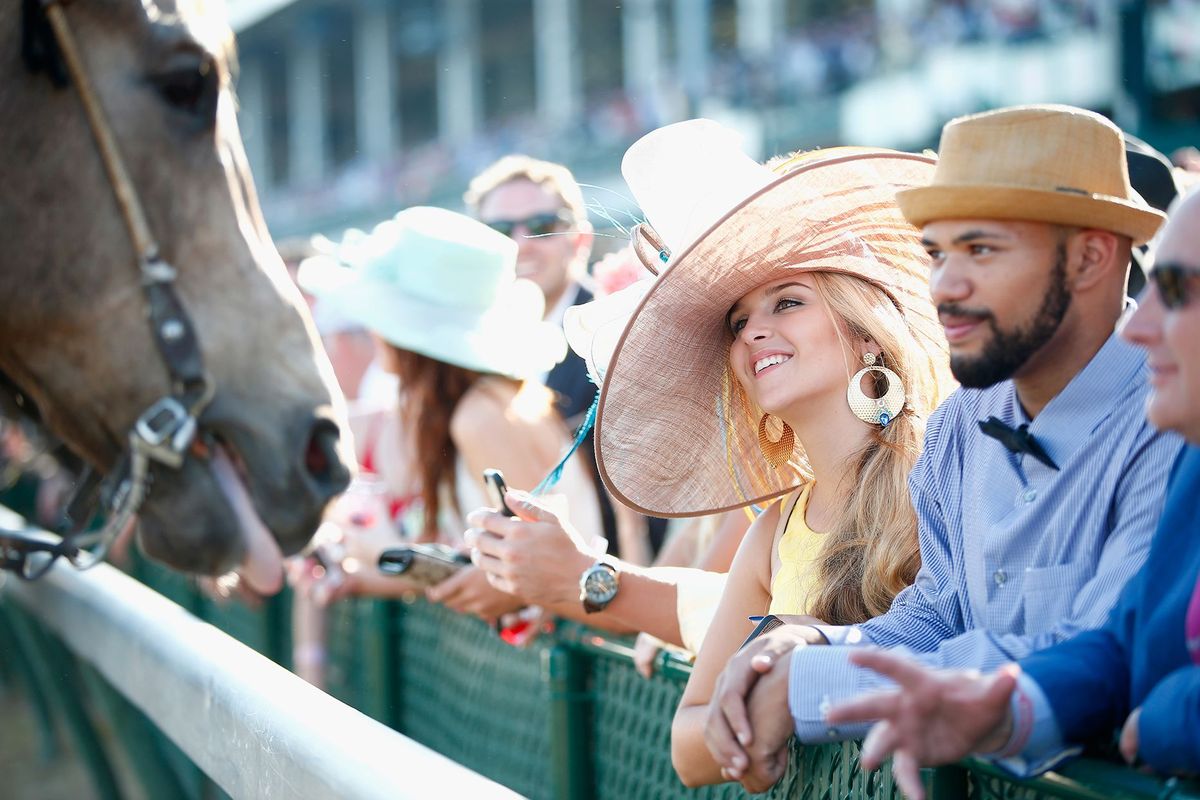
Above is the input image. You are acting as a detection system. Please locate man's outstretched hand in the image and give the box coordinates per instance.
[825,649,1019,800]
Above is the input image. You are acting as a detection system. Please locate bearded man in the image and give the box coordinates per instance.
[705,105,1186,792]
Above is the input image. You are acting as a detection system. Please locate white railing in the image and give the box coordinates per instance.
[3,551,521,799]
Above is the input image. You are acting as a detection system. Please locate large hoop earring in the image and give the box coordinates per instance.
[757,413,794,469]
[847,353,905,426]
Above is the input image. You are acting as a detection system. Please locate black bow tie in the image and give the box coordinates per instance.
[977,417,1059,471]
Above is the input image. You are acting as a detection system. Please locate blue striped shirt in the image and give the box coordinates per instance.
[788,329,1185,741]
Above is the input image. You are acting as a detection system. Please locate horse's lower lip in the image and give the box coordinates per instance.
[209,443,283,595]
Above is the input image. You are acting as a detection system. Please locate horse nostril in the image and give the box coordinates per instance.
[303,419,349,500]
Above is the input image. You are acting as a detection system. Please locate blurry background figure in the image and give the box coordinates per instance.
[1126,134,1184,296]
[301,254,398,409]
[1173,145,1200,173]
[287,206,602,687]
[592,245,655,298]
[466,155,661,565]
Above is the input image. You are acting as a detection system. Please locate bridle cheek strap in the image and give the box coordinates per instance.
[8,1,216,570]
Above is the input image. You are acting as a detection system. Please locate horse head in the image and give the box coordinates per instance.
[0,0,354,591]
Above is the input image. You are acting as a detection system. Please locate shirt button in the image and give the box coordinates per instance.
[994,569,1007,586]
[827,728,840,739]
[1022,488,1037,503]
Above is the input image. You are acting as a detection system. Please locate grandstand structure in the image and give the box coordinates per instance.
[226,0,1198,238]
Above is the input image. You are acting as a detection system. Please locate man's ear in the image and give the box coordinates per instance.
[1070,229,1126,292]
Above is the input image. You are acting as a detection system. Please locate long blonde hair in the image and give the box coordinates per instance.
[764,271,946,623]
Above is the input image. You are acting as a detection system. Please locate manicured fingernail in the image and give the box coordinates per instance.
[738,732,750,746]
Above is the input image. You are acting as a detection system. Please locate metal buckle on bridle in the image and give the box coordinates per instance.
[133,397,198,471]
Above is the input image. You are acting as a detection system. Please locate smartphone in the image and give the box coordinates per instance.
[483,468,516,516]
[378,543,470,589]
[739,614,786,650]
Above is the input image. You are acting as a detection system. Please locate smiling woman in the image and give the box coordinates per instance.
[517,120,951,788]
[0,0,353,588]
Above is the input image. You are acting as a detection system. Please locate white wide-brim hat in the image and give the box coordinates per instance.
[570,121,950,517]
[300,206,566,380]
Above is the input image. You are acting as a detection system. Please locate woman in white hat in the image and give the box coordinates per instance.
[291,206,602,649]
[467,121,953,786]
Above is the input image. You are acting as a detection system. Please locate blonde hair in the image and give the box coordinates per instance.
[464,155,588,223]
[745,271,947,623]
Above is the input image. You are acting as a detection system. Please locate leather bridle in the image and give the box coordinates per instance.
[4,0,215,576]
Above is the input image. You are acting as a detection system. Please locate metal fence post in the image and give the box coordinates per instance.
[924,764,968,799]
[546,643,591,800]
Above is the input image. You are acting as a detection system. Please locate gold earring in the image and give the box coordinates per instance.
[757,413,794,469]
[847,352,905,426]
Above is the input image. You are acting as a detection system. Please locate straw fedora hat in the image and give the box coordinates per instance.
[896,104,1165,245]
[299,206,566,380]
[583,120,949,518]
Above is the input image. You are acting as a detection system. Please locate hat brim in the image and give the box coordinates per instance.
[595,151,948,518]
[312,277,566,380]
[896,185,1165,245]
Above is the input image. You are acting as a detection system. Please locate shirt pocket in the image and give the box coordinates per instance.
[1021,560,1094,636]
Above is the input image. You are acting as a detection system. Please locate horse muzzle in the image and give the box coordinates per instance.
[135,410,352,592]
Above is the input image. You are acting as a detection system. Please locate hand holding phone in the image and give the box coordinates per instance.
[483,468,516,517]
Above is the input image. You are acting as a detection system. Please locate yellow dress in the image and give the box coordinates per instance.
[768,483,824,615]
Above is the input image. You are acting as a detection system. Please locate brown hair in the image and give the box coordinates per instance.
[385,346,515,542]
[464,155,588,223]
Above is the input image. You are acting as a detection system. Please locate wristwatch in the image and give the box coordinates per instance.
[579,560,620,613]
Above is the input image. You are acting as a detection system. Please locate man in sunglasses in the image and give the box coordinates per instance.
[464,156,664,561]
[707,105,1186,792]
[822,186,1200,796]
[465,155,596,425]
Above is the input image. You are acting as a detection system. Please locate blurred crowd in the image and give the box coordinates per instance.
[265,0,1118,240]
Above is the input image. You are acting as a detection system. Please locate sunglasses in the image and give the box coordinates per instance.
[485,210,573,239]
[1149,261,1200,310]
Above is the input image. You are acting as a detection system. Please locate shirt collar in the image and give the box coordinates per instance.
[545,282,582,327]
[993,321,1147,468]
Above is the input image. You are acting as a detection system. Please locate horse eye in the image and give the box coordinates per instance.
[152,59,218,125]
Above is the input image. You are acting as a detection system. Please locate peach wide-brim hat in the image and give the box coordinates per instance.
[896,104,1165,245]
[587,120,948,518]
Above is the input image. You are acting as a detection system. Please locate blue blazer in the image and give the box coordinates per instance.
[1021,444,1200,773]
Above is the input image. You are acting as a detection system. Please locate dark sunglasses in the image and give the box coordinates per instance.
[485,210,573,239]
[1149,261,1200,310]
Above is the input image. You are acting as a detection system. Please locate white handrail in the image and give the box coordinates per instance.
[3,557,522,800]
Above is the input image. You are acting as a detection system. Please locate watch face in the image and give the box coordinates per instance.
[584,566,618,602]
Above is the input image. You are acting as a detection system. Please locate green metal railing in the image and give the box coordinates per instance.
[8,551,1200,800]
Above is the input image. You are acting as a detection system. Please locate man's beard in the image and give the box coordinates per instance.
[945,244,1072,389]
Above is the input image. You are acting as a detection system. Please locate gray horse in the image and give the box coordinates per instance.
[0,0,354,591]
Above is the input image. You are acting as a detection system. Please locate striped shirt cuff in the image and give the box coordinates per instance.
[811,624,873,647]
[787,645,880,742]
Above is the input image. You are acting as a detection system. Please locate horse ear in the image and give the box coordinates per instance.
[21,0,70,88]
